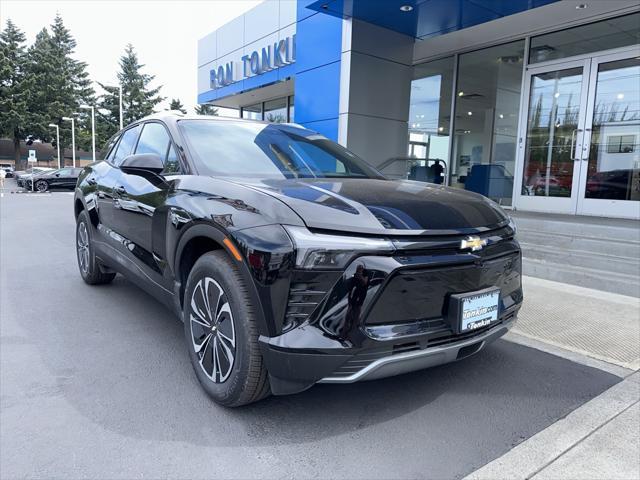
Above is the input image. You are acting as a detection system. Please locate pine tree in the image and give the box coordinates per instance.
[25,15,96,165]
[195,104,218,116]
[168,98,187,114]
[0,19,32,170]
[118,44,164,124]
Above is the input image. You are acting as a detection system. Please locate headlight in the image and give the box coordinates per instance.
[283,226,394,269]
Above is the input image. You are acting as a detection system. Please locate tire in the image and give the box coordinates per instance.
[35,180,48,192]
[76,210,116,285]
[183,251,270,407]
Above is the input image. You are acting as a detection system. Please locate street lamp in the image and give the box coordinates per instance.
[103,84,123,130]
[79,104,96,162]
[61,116,76,168]
[48,123,60,169]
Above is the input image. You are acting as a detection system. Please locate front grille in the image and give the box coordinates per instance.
[283,282,326,331]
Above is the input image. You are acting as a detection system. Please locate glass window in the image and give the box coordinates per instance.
[136,122,170,159]
[264,98,287,123]
[585,57,640,201]
[407,56,454,184]
[288,95,295,122]
[530,13,640,64]
[521,67,584,198]
[451,40,525,205]
[165,145,180,174]
[112,125,141,166]
[102,133,121,161]
[241,103,262,121]
[178,120,383,180]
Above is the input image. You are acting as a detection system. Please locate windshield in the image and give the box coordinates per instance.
[178,120,384,180]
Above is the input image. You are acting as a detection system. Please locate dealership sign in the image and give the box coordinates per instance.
[210,35,296,89]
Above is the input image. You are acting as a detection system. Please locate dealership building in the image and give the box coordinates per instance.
[198,0,639,219]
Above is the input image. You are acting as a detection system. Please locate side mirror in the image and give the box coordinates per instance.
[120,153,164,175]
[55,173,60,177]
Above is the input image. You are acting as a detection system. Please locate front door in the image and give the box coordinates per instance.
[516,48,640,219]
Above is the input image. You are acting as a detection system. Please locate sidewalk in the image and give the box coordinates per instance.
[514,276,640,370]
[468,276,640,479]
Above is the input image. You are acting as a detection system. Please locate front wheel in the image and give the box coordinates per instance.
[76,210,116,285]
[35,180,48,192]
[183,251,270,407]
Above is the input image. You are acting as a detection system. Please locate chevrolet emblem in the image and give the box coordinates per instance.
[460,236,487,252]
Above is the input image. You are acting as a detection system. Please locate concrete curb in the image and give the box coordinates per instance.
[464,372,640,480]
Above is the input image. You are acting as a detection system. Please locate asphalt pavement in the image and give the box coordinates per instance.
[0,183,625,479]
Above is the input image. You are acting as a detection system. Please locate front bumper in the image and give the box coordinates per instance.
[259,238,522,395]
[320,317,514,383]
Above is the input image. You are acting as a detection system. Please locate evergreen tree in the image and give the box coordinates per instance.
[195,103,218,116]
[0,19,32,170]
[25,15,95,165]
[168,98,187,114]
[118,43,163,124]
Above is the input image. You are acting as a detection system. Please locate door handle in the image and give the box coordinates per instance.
[114,185,126,195]
[571,128,583,161]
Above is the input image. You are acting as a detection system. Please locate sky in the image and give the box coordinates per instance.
[1,0,263,113]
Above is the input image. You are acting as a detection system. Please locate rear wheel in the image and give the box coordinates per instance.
[183,251,270,407]
[76,210,116,285]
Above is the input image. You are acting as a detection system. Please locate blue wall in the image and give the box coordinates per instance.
[293,0,343,140]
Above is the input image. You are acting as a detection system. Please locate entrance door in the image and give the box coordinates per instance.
[516,48,640,219]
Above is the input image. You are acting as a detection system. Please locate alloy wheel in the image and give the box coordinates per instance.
[189,277,236,383]
[77,222,90,274]
[36,181,48,192]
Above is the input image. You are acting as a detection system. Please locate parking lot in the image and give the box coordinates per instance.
[0,182,624,479]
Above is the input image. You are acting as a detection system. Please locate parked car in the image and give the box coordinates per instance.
[25,167,83,192]
[0,164,14,178]
[74,113,522,407]
[15,167,54,187]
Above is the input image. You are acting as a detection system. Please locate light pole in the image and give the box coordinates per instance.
[62,116,76,167]
[103,84,123,130]
[79,105,96,162]
[48,123,60,169]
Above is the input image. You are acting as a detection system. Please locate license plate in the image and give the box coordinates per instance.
[459,288,500,332]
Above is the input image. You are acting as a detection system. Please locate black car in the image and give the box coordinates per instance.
[74,113,522,407]
[25,167,83,191]
[15,167,54,187]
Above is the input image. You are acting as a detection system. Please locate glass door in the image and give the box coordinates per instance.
[516,48,640,219]
[577,51,640,219]
[516,59,591,214]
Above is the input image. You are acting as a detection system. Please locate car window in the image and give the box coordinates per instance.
[103,133,121,162]
[178,120,383,179]
[112,125,141,166]
[136,122,170,158]
[72,168,83,176]
[165,145,180,174]
[57,168,73,176]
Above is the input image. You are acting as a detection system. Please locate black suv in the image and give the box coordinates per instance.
[74,113,522,407]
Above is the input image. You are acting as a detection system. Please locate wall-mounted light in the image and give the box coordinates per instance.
[458,91,464,97]
[467,111,473,116]
[400,5,414,12]
[576,4,588,10]
[617,93,625,99]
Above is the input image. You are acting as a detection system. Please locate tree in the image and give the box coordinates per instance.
[118,43,164,125]
[24,15,95,166]
[168,98,187,114]
[0,19,31,170]
[195,103,218,116]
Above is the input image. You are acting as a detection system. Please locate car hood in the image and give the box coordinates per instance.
[233,177,509,235]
